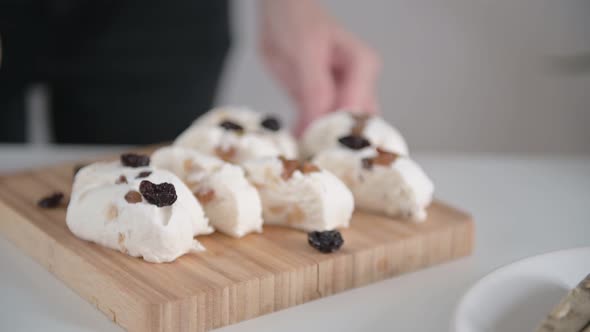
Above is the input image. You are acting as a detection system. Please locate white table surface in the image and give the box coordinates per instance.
[1,144,589,332]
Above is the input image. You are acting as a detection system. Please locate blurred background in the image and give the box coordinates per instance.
[16,0,590,154]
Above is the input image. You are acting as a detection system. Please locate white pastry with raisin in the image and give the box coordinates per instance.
[67,157,212,263]
[300,110,408,159]
[174,106,297,163]
[152,146,263,238]
[313,146,434,221]
[242,156,354,232]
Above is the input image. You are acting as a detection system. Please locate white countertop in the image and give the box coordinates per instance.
[1,145,589,332]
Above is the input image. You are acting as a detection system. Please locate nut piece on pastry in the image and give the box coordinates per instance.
[242,156,354,232]
[313,146,434,222]
[300,110,409,159]
[152,146,263,238]
[67,160,212,263]
[173,106,298,164]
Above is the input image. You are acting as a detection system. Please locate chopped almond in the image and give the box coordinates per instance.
[195,188,216,205]
[118,233,128,254]
[300,162,320,174]
[350,112,371,136]
[269,205,286,214]
[124,190,143,203]
[279,156,300,180]
[183,159,194,172]
[215,145,237,162]
[372,148,398,166]
[106,204,118,221]
[361,158,373,170]
[286,205,305,225]
[115,175,128,184]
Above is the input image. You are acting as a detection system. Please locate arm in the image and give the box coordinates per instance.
[258,0,381,135]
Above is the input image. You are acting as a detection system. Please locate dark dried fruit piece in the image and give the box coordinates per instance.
[308,230,344,253]
[338,135,371,150]
[261,116,281,131]
[116,175,128,184]
[195,188,216,204]
[124,190,142,204]
[38,192,64,208]
[215,145,237,162]
[136,171,152,179]
[121,153,150,168]
[219,120,244,133]
[139,180,177,207]
[279,156,300,180]
[300,162,320,174]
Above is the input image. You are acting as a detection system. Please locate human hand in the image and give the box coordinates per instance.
[258,0,381,135]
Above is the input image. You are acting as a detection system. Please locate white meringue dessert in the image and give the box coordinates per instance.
[300,110,409,159]
[313,146,434,222]
[242,156,354,232]
[174,106,297,164]
[67,159,213,263]
[152,146,263,238]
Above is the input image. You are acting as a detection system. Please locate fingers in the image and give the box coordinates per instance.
[333,35,381,114]
[263,43,336,136]
[293,46,335,124]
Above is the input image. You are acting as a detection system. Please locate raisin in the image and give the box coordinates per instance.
[121,153,150,168]
[219,120,244,133]
[38,192,64,208]
[139,180,177,207]
[338,135,371,150]
[195,188,216,204]
[115,175,128,184]
[261,116,281,131]
[124,190,143,204]
[308,230,344,253]
[136,171,152,179]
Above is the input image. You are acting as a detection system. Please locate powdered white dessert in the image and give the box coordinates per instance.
[313,146,434,221]
[300,110,409,159]
[152,146,263,237]
[174,106,297,164]
[67,160,212,263]
[242,157,354,232]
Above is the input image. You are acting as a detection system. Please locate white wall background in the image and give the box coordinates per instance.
[219,0,590,154]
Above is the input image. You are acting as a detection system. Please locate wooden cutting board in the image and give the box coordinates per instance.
[0,154,474,332]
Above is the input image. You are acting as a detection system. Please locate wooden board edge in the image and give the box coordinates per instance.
[0,199,152,331]
[142,214,475,332]
[0,189,475,332]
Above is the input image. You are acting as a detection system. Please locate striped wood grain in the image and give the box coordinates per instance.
[0,158,474,331]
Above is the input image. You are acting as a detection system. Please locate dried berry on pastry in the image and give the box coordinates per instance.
[152,146,263,238]
[174,106,298,164]
[242,156,354,232]
[313,146,434,221]
[67,161,212,263]
[300,110,408,159]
